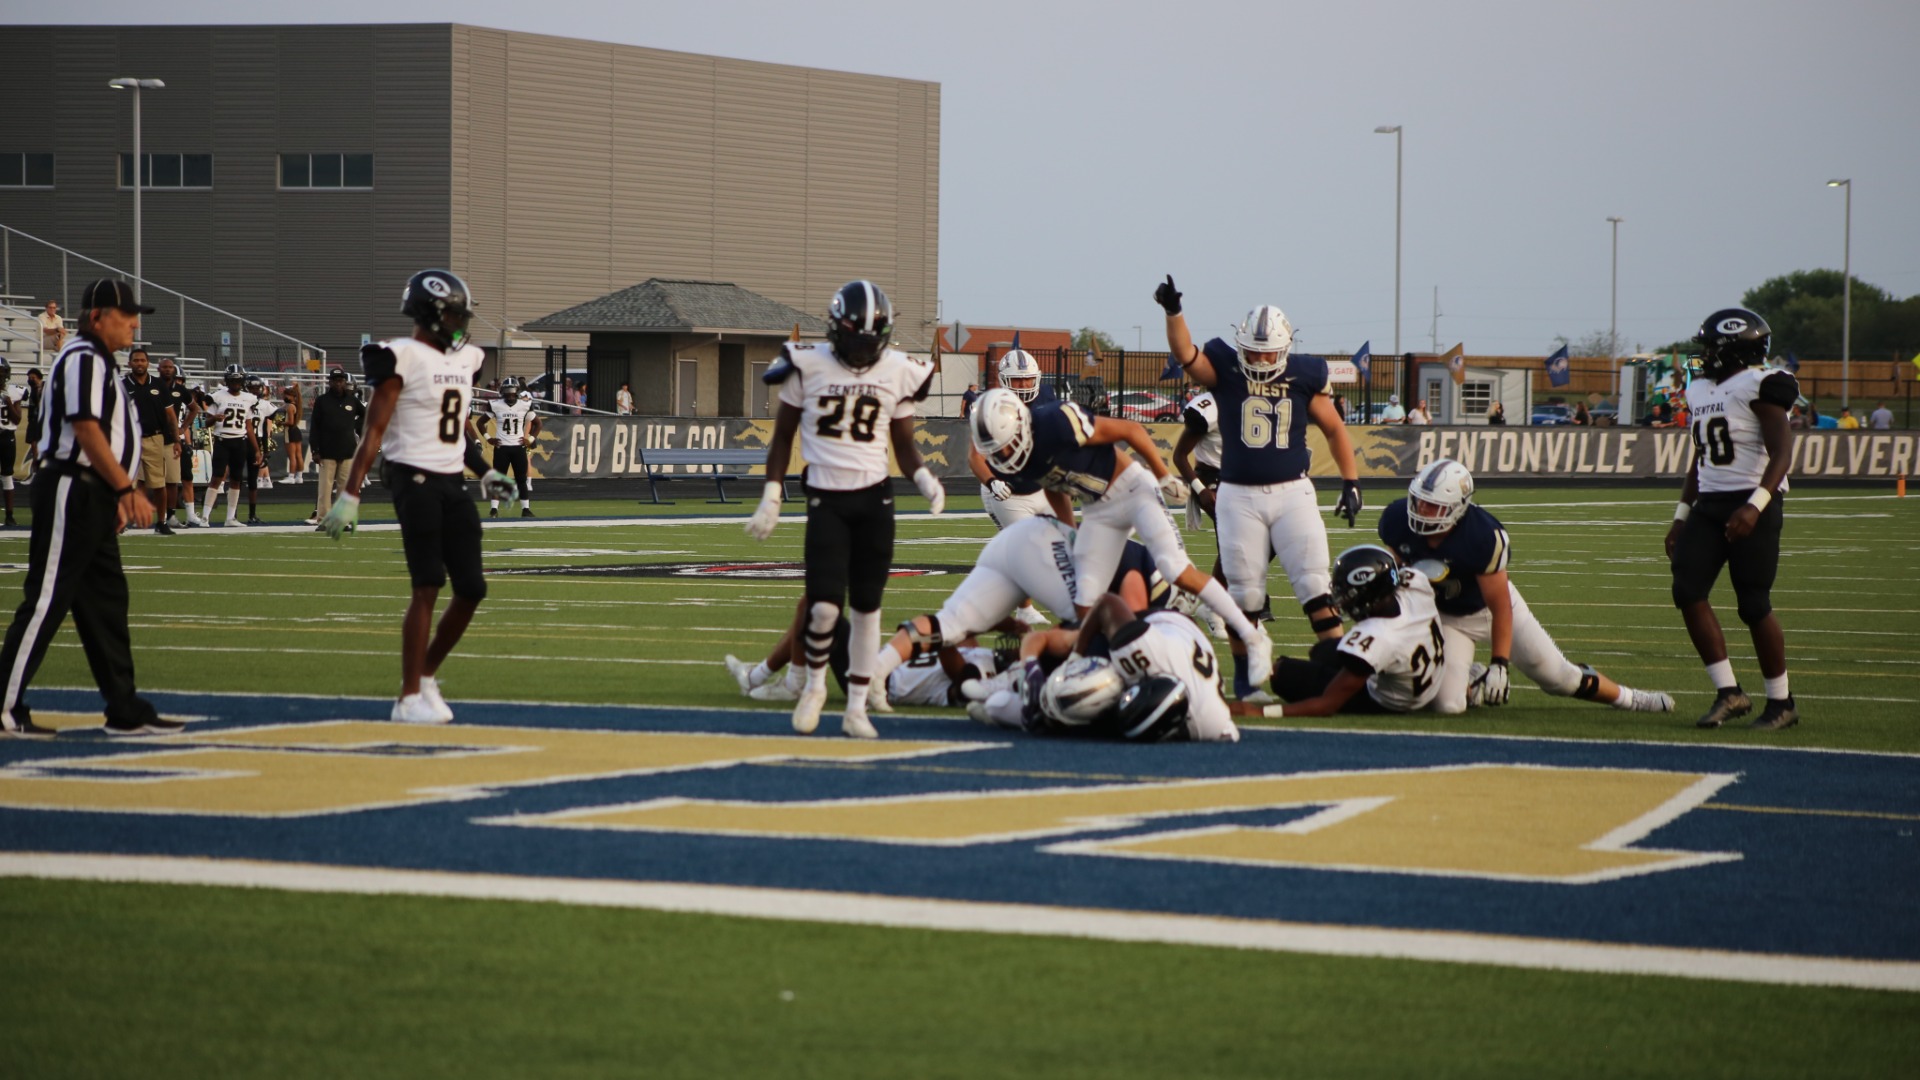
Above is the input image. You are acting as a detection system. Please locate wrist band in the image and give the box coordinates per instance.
[1673,501,1691,522]
[760,480,783,503]
[1190,479,1206,494]
[1746,488,1772,512]
[116,485,135,497]
[1261,704,1286,719]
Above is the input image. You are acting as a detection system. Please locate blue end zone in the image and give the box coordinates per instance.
[5,688,1917,965]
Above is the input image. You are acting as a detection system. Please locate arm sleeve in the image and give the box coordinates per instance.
[361,343,399,387]
[1758,371,1799,410]
[463,433,490,476]
[1181,406,1210,438]
[777,354,807,408]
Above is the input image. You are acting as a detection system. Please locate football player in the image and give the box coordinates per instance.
[321,269,516,724]
[0,359,20,527]
[971,386,1273,687]
[484,377,540,517]
[745,279,943,739]
[1380,459,1674,715]
[967,347,1068,529]
[1156,275,1364,698]
[1171,388,1233,641]
[245,374,278,520]
[1668,308,1800,730]
[970,591,1238,742]
[199,364,259,527]
[1259,545,1463,717]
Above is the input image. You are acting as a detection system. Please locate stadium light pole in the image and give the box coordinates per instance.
[1375,126,1402,357]
[109,77,166,290]
[1827,179,1851,407]
[1606,216,1624,362]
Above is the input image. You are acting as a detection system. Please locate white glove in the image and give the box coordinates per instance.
[321,492,360,541]
[913,466,945,515]
[1478,658,1511,706]
[987,479,1012,501]
[744,481,782,540]
[1157,472,1189,506]
[480,469,518,504]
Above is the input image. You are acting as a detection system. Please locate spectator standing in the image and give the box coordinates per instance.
[1487,401,1507,426]
[122,348,179,535]
[37,300,65,356]
[960,383,981,418]
[1836,407,1860,430]
[1572,402,1591,426]
[616,382,635,415]
[307,366,366,529]
[0,279,174,738]
[1406,399,1432,425]
[1869,401,1894,430]
[281,383,307,482]
[1379,394,1405,423]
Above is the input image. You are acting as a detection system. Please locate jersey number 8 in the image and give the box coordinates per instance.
[438,389,464,444]
[1240,398,1294,450]
[818,394,882,442]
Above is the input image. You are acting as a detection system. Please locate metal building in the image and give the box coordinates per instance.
[0,23,940,411]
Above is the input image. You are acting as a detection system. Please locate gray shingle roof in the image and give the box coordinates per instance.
[523,279,827,335]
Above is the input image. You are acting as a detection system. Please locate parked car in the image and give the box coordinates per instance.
[1530,403,1572,426]
[1108,390,1182,422]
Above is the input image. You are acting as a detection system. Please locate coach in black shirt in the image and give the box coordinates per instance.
[0,279,175,738]
[308,366,365,524]
[124,347,179,535]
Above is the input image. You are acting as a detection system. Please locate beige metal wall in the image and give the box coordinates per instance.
[449,26,940,351]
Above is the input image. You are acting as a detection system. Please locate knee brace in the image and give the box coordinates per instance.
[1735,591,1773,627]
[1228,583,1267,615]
[1573,664,1602,700]
[898,614,943,659]
[806,600,840,666]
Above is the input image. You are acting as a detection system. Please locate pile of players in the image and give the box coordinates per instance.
[727,276,1806,740]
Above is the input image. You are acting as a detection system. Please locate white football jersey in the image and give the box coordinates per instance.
[376,337,485,473]
[888,645,996,707]
[1183,392,1223,470]
[933,514,1082,642]
[776,342,935,491]
[207,389,258,440]
[0,386,17,433]
[1107,610,1238,742]
[487,397,536,447]
[252,397,282,437]
[1337,571,1447,713]
[1686,367,1797,494]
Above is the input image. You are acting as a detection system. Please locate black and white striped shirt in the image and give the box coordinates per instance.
[38,336,141,474]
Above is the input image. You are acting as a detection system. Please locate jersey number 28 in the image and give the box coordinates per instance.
[818,394,881,442]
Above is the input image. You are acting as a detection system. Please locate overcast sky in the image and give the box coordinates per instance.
[20,0,1919,357]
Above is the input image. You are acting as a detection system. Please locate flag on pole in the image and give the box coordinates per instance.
[1781,351,1801,374]
[1443,343,1466,385]
[1352,341,1371,381]
[1084,332,1102,367]
[1159,352,1185,381]
[1545,344,1571,388]
[930,318,942,372]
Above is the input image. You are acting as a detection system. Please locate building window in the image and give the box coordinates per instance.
[1460,380,1492,417]
[0,153,55,187]
[279,153,374,190]
[118,153,213,189]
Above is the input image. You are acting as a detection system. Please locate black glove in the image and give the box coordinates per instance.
[1154,275,1183,316]
[1335,480,1363,526]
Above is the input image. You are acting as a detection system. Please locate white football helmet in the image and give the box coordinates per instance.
[970,387,1033,475]
[1039,656,1127,726]
[997,349,1042,402]
[1408,458,1474,535]
[1233,305,1294,384]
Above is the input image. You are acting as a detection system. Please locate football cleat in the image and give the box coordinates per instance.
[748,681,799,702]
[522,508,535,518]
[1243,631,1274,688]
[841,705,877,740]
[1012,605,1051,627]
[1750,697,1799,731]
[1695,688,1753,729]
[867,678,893,714]
[724,654,760,696]
[1626,690,1675,713]
[419,676,456,723]
[1241,689,1278,706]
[489,506,499,518]
[791,683,827,735]
[391,693,449,725]
[962,667,1020,702]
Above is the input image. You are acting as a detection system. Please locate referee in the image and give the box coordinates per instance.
[0,279,177,738]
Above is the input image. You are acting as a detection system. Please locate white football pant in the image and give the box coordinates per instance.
[1431,582,1584,712]
[1215,478,1330,613]
[981,485,1053,530]
[933,516,1080,642]
[1071,463,1192,605]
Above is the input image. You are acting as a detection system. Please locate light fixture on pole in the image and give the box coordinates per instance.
[1130,325,1142,352]
[1375,126,1403,358]
[108,77,166,290]
[1827,179,1851,407]
[1606,216,1624,361]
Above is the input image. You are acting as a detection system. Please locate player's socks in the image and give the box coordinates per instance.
[1763,673,1790,701]
[1232,657,1253,700]
[1196,580,1258,641]
[749,661,774,689]
[226,490,241,521]
[1705,659,1738,691]
[201,488,219,523]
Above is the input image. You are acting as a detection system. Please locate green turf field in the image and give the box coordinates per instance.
[4,484,1917,1077]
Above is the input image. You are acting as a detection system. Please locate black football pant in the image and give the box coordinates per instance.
[803,481,895,613]
[1670,489,1784,624]
[0,466,143,725]
[1272,638,1392,714]
[493,445,531,499]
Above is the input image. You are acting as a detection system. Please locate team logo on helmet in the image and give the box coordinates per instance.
[1345,566,1379,587]
[422,275,453,298]
[1717,317,1748,335]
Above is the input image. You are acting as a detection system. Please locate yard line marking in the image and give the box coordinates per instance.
[1703,803,1920,823]
[4,854,1914,992]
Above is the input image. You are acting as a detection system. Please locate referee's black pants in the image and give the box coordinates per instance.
[0,465,141,724]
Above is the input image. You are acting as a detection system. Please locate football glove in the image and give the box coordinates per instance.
[1157,472,1189,506]
[1477,657,1511,706]
[321,492,359,541]
[913,466,946,515]
[1154,274,1183,316]
[744,481,782,540]
[987,478,1012,502]
[1335,479,1363,527]
[479,469,518,504]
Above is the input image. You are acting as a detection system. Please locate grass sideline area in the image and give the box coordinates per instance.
[3,484,1916,1076]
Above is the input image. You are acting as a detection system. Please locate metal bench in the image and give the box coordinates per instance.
[640,448,794,505]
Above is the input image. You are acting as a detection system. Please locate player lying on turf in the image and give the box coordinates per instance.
[970,386,1274,687]
[1379,459,1673,714]
[969,591,1239,742]
[724,601,1003,708]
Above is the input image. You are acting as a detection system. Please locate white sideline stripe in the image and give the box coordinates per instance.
[5,853,1915,992]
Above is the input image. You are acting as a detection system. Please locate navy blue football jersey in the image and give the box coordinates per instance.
[1000,383,1054,495]
[1110,540,1173,611]
[1002,400,1118,502]
[1377,498,1511,617]
[1201,338,1328,485]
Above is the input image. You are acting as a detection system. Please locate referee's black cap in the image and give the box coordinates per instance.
[80,278,156,315]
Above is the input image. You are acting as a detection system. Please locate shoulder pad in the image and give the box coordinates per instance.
[911,368,935,402]
[1289,354,1330,393]
[361,343,399,386]
[1757,370,1799,410]
[1202,337,1237,368]
[763,347,798,385]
